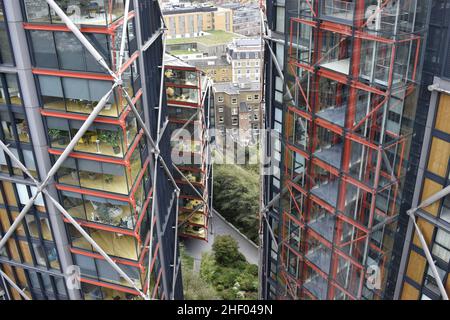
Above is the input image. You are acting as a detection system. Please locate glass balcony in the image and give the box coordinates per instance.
[164,68,199,87]
[69,224,141,261]
[177,169,203,185]
[61,190,144,230]
[167,106,200,122]
[24,0,127,26]
[46,115,138,158]
[56,156,148,196]
[38,75,139,118]
[319,0,421,36]
[178,211,206,226]
[359,40,412,87]
[166,86,199,105]
[74,254,145,293]
[307,205,336,243]
[171,139,202,155]
[310,179,340,208]
[320,0,355,23]
[180,224,207,240]
[81,283,143,300]
[1,117,30,144]
[305,238,332,274]
[302,267,328,300]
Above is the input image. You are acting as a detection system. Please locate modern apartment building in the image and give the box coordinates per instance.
[396,76,450,300]
[165,55,213,241]
[0,0,182,300]
[162,4,233,39]
[219,3,262,37]
[261,0,430,300]
[395,0,450,300]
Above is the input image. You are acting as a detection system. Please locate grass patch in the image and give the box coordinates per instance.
[167,30,243,46]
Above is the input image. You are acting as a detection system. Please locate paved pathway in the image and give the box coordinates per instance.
[183,209,259,267]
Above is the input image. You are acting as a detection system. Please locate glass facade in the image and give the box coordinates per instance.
[165,61,212,241]
[0,0,13,65]
[263,0,430,300]
[0,0,176,300]
[0,1,67,299]
[24,0,127,26]
[400,88,450,300]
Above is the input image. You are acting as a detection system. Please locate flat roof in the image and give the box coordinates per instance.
[214,82,260,95]
[167,30,243,46]
[164,54,194,69]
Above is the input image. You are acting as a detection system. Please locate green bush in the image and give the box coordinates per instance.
[213,164,259,243]
[212,235,246,268]
[199,237,258,300]
[180,245,220,300]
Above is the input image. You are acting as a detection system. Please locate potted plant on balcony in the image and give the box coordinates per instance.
[98,130,121,155]
[94,204,115,225]
[48,129,68,146]
[79,0,98,18]
[56,0,71,13]
[104,174,114,184]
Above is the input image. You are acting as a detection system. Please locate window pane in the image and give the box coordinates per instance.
[0,20,13,65]
[441,195,450,223]
[7,74,21,105]
[24,0,51,23]
[30,31,58,68]
[432,229,450,263]
[39,75,65,111]
[55,32,85,71]
[85,33,109,73]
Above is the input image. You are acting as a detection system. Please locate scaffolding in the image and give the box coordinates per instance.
[261,0,429,300]
[0,0,181,300]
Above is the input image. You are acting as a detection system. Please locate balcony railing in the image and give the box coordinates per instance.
[321,0,355,22]
[24,0,127,26]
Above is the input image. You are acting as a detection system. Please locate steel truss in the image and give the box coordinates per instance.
[261,0,427,300]
[0,0,183,300]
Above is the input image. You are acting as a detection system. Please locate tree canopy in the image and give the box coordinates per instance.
[213,164,260,243]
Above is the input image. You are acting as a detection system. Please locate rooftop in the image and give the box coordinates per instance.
[229,38,262,49]
[167,30,243,46]
[164,54,194,69]
[214,82,260,95]
[162,3,218,15]
[187,56,230,68]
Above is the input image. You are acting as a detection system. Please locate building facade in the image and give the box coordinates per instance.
[213,82,261,141]
[227,38,263,84]
[162,4,233,39]
[164,55,213,242]
[395,0,450,300]
[219,3,262,37]
[0,0,182,300]
[262,0,430,300]
[180,57,232,84]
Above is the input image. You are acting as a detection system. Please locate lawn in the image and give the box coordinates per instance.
[167,30,243,46]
